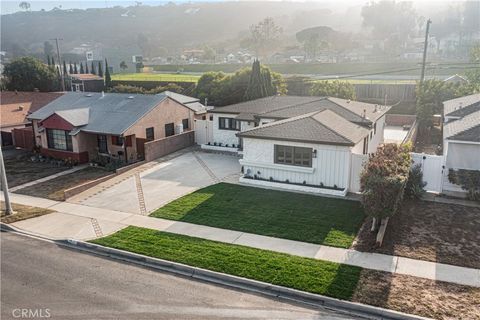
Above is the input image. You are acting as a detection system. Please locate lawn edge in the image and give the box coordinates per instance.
[59,236,429,320]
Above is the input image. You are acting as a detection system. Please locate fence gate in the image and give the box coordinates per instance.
[350,153,368,193]
[194,119,213,145]
[411,153,444,193]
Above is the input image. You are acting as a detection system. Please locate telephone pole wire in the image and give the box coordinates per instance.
[420,19,432,85]
[50,38,66,92]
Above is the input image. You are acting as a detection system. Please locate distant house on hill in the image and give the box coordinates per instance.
[69,74,104,92]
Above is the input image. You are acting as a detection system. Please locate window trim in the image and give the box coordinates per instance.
[97,134,108,154]
[218,117,240,131]
[146,127,155,141]
[274,145,312,168]
[46,129,73,151]
[164,123,174,137]
[182,118,189,130]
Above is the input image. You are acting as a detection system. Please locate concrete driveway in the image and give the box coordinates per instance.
[72,151,241,214]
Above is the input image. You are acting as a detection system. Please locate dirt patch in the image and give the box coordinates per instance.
[353,200,480,269]
[4,154,71,188]
[353,269,480,320]
[16,167,112,201]
[1,202,54,224]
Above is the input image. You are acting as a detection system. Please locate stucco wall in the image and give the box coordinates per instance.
[240,137,351,189]
[124,97,194,140]
[212,113,240,146]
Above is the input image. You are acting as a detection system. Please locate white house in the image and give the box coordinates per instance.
[442,93,480,194]
[205,96,390,195]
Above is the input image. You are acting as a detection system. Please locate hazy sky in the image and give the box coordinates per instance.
[0,0,465,15]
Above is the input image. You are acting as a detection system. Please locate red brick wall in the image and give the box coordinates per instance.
[40,148,89,164]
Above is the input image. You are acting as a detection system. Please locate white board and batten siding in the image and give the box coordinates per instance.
[239,137,351,190]
[349,153,368,193]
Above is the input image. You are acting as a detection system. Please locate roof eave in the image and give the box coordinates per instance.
[237,134,354,146]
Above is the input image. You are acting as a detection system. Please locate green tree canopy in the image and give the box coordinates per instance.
[104,59,112,88]
[3,56,58,92]
[310,80,355,100]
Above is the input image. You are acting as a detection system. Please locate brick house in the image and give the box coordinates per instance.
[27,92,195,164]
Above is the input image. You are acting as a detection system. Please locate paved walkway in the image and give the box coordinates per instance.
[3,193,479,288]
[9,164,88,192]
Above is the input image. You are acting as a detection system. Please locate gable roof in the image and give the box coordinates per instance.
[444,109,480,142]
[443,93,480,117]
[213,96,390,126]
[0,91,64,128]
[238,109,369,146]
[28,92,168,135]
[54,108,90,127]
[162,91,199,104]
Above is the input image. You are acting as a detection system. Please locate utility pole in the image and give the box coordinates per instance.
[50,38,66,91]
[420,19,432,85]
[0,145,13,215]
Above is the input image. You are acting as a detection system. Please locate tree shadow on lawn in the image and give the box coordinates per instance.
[152,183,366,248]
[353,199,480,269]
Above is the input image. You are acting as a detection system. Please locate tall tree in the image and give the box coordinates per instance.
[97,61,103,77]
[85,62,89,74]
[80,62,84,74]
[47,55,51,66]
[244,60,274,100]
[248,17,282,60]
[69,62,74,74]
[3,57,58,92]
[296,26,335,60]
[50,57,55,69]
[62,60,68,75]
[90,61,96,75]
[19,1,30,11]
[119,61,128,72]
[44,41,54,61]
[73,63,78,74]
[104,59,112,88]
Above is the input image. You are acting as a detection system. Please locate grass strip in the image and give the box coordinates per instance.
[91,226,362,300]
[151,183,365,248]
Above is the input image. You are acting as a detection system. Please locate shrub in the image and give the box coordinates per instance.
[448,169,480,201]
[360,143,412,219]
[405,164,427,199]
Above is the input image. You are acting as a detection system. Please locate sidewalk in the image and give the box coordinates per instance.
[3,193,479,288]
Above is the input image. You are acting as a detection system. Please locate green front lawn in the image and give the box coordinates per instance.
[111,73,200,83]
[150,183,365,248]
[92,226,361,300]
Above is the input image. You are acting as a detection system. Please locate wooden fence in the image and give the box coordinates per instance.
[12,127,34,150]
[355,84,417,103]
[144,131,195,162]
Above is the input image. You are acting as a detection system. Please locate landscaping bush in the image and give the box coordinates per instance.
[360,143,412,220]
[405,164,427,199]
[448,169,480,201]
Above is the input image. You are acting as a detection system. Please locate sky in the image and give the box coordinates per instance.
[0,0,465,15]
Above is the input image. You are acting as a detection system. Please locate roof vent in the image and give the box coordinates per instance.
[128,96,134,99]
[374,104,378,112]
[85,93,92,97]
[18,105,24,111]
[347,99,351,103]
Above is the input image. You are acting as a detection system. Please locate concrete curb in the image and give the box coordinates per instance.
[54,238,431,320]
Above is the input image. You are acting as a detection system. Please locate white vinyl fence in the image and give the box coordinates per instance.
[410,153,444,193]
[194,119,213,145]
[349,153,368,193]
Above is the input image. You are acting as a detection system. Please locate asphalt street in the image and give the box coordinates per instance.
[1,232,360,320]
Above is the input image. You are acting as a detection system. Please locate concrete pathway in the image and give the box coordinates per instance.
[3,193,479,288]
[9,164,88,192]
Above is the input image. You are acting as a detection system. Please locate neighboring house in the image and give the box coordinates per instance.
[69,74,105,92]
[206,96,390,196]
[443,74,468,84]
[27,92,195,164]
[0,91,64,147]
[443,93,480,174]
[161,91,212,120]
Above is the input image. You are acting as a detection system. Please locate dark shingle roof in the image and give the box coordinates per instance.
[28,92,167,135]
[211,96,320,114]
[211,96,390,126]
[444,93,480,116]
[238,110,369,146]
[444,109,480,142]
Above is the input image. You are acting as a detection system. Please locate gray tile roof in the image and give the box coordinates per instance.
[28,92,167,135]
[160,91,207,113]
[211,96,390,126]
[444,109,480,142]
[443,93,480,116]
[211,96,321,114]
[238,110,369,146]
